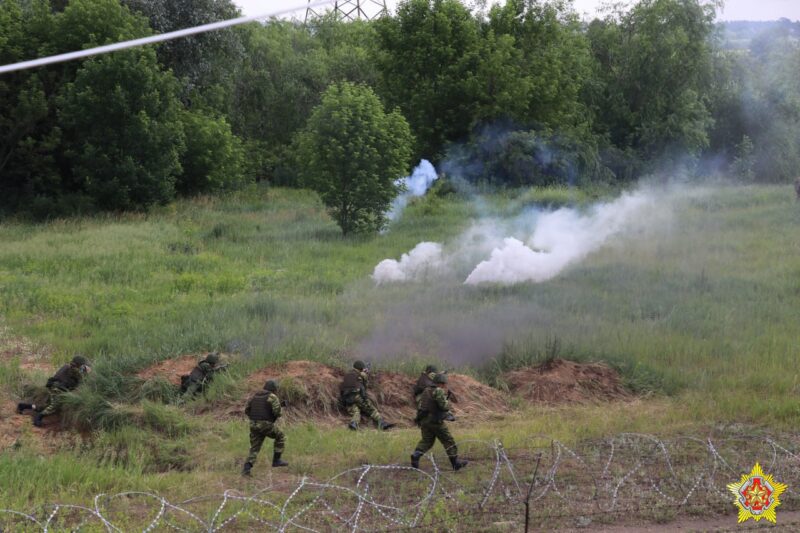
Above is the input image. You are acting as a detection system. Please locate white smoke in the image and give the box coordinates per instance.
[372,242,444,284]
[372,188,660,286]
[387,159,439,221]
[464,191,653,284]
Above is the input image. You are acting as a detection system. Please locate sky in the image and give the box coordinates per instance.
[237,0,800,21]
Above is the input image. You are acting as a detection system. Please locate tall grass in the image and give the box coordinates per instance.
[2,182,800,509]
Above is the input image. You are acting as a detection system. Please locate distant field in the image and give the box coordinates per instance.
[1,182,799,517]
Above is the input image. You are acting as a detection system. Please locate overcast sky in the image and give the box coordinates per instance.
[237,0,800,21]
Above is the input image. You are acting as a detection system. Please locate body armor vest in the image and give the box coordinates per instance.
[248,391,276,422]
[420,387,443,418]
[340,369,362,393]
[413,373,435,397]
[48,364,81,391]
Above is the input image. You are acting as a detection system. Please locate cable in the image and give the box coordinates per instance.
[0,0,334,75]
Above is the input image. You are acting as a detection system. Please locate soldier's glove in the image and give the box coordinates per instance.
[444,412,456,422]
[280,400,287,407]
[446,390,452,399]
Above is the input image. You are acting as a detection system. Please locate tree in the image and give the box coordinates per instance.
[58,48,185,211]
[373,0,483,160]
[293,82,413,235]
[177,110,247,196]
[121,0,245,112]
[587,0,717,171]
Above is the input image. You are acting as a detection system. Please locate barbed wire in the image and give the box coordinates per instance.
[4,433,800,531]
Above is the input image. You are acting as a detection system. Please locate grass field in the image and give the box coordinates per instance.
[1,182,799,518]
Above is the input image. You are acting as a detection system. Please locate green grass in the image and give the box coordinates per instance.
[1,182,800,512]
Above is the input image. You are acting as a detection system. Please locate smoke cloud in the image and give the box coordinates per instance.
[386,159,438,221]
[372,188,658,286]
[372,242,444,284]
[465,191,653,284]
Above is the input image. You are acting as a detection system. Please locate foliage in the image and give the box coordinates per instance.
[373,0,484,160]
[586,0,717,170]
[121,0,245,112]
[177,110,247,196]
[58,49,185,211]
[293,82,414,234]
[230,17,378,182]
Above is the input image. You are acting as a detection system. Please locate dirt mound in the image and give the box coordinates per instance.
[136,353,234,386]
[502,358,630,404]
[137,356,200,386]
[241,361,508,427]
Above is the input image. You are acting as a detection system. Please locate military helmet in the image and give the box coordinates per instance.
[433,373,448,384]
[353,360,366,370]
[264,380,278,392]
[424,365,438,374]
[72,355,89,367]
[205,352,220,365]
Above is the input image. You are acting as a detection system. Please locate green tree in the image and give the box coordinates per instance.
[58,49,185,211]
[0,0,63,215]
[293,82,414,234]
[587,0,717,171]
[488,0,593,129]
[373,0,483,160]
[231,18,378,182]
[122,0,245,112]
[177,110,247,196]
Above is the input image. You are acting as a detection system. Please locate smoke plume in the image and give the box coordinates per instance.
[373,188,658,286]
[386,159,438,221]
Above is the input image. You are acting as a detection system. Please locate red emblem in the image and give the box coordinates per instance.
[739,476,773,515]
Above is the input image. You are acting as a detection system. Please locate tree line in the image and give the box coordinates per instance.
[1,0,799,229]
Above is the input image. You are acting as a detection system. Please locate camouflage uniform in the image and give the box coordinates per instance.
[413,369,437,409]
[340,367,382,428]
[243,381,287,475]
[411,375,467,471]
[19,355,90,427]
[182,353,223,397]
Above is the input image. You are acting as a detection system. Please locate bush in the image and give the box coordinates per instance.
[177,110,248,196]
[293,82,414,234]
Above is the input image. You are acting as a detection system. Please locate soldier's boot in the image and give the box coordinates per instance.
[378,420,396,431]
[348,421,359,431]
[272,452,288,467]
[32,413,44,427]
[411,450,424,469]
[241,462,253,477]
[17,403,33,414]
[449,456,468,471]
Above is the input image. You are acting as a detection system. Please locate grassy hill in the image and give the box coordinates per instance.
[1,182,799,521]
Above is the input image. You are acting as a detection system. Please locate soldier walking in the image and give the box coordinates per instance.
[242,380,287,476]
[411,373,467,471]
[181,352,225,397]
[17,355,91,427]
[339,360,394,431]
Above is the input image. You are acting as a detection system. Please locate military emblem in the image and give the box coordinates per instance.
[727,462,787,524]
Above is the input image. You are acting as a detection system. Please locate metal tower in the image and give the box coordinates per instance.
[306,0,388,23]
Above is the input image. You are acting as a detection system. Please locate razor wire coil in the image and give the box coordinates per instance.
[4,433,800,531]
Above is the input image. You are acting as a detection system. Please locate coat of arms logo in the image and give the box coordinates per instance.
[727,462,787,524]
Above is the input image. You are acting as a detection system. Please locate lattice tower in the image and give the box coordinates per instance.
[306,0,388,23]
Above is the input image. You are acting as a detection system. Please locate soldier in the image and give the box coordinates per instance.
[339,360,394,431]
[413,365,438,408]
[181,352,225,397]
[17,355,91,427]
[411,373,467,471]
[242,380,287,476]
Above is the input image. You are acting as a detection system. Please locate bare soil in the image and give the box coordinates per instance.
[501,358,631,404]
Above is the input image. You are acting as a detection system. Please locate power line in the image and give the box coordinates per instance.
[0,0,334,76]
